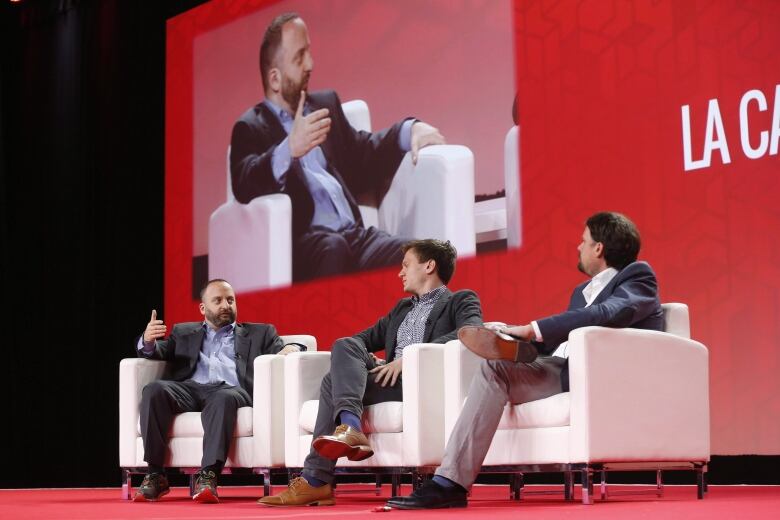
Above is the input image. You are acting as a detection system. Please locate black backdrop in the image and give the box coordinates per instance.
[1,0,778,489]
[0,0,205,488]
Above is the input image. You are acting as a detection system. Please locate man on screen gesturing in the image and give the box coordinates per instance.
[229,12,445,282]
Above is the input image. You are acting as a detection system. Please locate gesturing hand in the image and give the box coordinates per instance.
[410,121,446,164]
[369,357,403,387]
[143,309,167,345]
[289,90,331,158]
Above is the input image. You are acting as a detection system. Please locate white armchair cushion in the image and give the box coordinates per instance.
[497,392,571,430]
[299,400,404,434]
[136,408,254,438]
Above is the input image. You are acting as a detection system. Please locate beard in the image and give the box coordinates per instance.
[577,258,587,275]
[281,72,309,111]
[205,307,236,329]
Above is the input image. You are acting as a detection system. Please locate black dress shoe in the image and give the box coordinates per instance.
[192,469,219,503]
[386,479,467,509]
[458,326,538,363]
[133,472,170,502]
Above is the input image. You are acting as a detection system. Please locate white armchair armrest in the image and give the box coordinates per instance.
[284,351,332,466]
[567,326,710,463]
[379,146,476,257]
[119,358,167,467]
[401,343,448,466]
[443,340,482,443]
[252,355,286,467]
[208,193,292,293]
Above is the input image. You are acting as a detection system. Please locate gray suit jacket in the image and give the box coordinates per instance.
[534,261,664,391]
[352,289,483,362]
[135,322,284,396]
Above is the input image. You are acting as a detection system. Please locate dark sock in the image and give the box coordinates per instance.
[147,465,165,475]
[432,475,459,489]
[339,410,362,431]
[201,463,222,475]
[303,473,328,488]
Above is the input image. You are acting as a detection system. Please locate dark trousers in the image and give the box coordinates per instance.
[139,379,252,472]
[303,338,403,484]
[294,225,409,281]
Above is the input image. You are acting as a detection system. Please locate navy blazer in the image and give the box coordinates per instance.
[135,322,284,397]
[351,289,483,362]
[534,261,664,391]
[229,90,411,240]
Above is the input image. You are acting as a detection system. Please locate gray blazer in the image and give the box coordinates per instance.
[135,322,284,395]
[351,288,483,362]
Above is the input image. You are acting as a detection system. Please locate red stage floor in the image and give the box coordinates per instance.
[1,484,778,520]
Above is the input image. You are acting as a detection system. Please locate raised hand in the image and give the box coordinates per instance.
[289,90,331,158]
[410,121,445,164]
[143,309,167,345]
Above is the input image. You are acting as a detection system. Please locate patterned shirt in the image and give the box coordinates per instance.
[394,285,448,360]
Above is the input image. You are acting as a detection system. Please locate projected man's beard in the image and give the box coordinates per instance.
[281,73,309,111]
[205,308,236,328]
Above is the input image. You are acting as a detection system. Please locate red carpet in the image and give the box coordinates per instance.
[1,484,778,520]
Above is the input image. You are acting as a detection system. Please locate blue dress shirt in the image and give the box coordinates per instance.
[264,98,414,231]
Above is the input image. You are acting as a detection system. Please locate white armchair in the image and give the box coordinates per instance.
[209,100,476,294]
[443,303,710,504]
[284,343,448,495]
[118,334,317,499]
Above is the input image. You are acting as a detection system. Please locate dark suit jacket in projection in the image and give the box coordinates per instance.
[350,288,483,362]
[136,322,284,397]
[533,260,665,391]
[229,89,410,241]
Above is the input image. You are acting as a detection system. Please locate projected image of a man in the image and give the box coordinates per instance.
[229,12,445,282]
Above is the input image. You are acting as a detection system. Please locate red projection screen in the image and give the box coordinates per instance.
[166,0,780,456]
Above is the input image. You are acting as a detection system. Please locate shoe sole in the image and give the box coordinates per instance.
[386,499,467,509]
[193,487,219,504]
[457,326,538,363]
[132,488,169,502]
[312,437,374,461]
[258,498,336,507]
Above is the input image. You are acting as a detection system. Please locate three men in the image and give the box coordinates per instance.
[230,12,446,282]
[258,239,483,507]
[386,212,664,509]
[133,279,301,503]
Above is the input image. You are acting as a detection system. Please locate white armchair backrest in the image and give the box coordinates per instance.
[226,145,235,202]
[341,99,372,132]
[504,125,522,248]
[661,302,690,339]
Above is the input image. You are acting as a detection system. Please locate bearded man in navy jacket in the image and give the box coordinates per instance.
[388,211,665,509]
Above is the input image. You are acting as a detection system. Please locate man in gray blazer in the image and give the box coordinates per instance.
[387,212,664,509]
[133,279,301,503]
[259,239,483,507]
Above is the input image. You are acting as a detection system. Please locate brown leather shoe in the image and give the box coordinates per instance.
[257,476,335,506]
[312,424,373,461]
[458,326,538,363]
